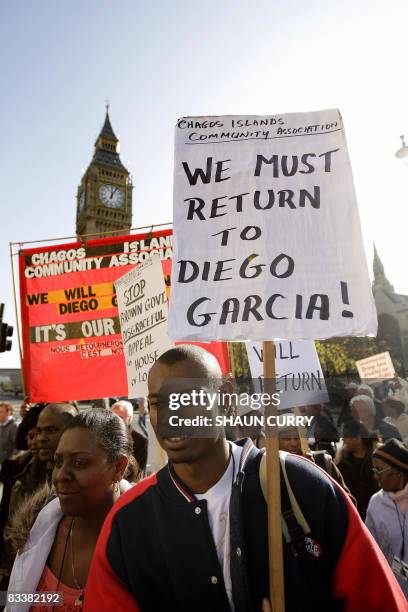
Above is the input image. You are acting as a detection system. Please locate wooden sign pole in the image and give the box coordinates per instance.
[263,341,285,612]
[227,342,236,377]
[294,406,310,456]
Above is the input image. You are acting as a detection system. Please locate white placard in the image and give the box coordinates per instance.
[115,255,173,398]
[356,351,395,382]
[247,340,329,410]
[169,110,377,342]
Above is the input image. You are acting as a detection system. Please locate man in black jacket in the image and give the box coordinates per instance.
[85,345,405,612]
[111,400,148,473]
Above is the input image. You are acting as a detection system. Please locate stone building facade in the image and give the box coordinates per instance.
[373,245,408,374]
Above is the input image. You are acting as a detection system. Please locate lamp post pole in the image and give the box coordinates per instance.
[395,135,408,161]
[394,136,408,375]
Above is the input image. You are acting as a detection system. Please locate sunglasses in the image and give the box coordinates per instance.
[372,466,393,476]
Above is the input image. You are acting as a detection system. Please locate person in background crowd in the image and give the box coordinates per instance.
[136,397,149,437]
[235,407,265,448]
[14,404,41,453]
[357,384,385,420]
[36,403,79,480]
[337,420,380,520]
[0,404,46,527]
[8,404,48,515]
[350,395,402,442]
[366,439,408,598]
[278,425,353,497]
[0,407,40,559]
[111,400,147,474]
[0,404,18,465]
[0,404,47,589]
[85,345,406,611]
[375,380,391,402]
[306,404,339,456]
[337,382,358,428]
[17,403,30,425]
[92,398,111,410]
[6,409,134,612]
[356,384,375,399]
[217,373,242,443]
[388,376,408,409]
[383,398,408,441]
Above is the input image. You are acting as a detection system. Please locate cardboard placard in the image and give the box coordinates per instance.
[169,110,377,342]
[115,255,174,398]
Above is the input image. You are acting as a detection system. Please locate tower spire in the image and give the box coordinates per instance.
[102,109,117,142]
[373,243,394,293]
[373,242,384,278]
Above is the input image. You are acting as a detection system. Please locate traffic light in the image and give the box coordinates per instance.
[0,323,13,352]
[0,303,13,353]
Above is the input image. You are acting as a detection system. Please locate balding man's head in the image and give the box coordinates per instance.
[350,395,376,428]
[44,402,78,418]
[36,403,79,464]
[111,400,134,426]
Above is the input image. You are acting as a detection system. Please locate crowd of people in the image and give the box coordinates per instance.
[0,350,407,610]
[273,379,408,600]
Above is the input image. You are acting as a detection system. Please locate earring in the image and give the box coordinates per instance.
[113,481,120,493]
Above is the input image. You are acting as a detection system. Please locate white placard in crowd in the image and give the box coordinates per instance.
[169,110,377,342]
[356,351,395,382]
[247,340,329,410]
[115,254,173,398]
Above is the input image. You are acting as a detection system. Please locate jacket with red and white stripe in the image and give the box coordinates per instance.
[84,440,407,611]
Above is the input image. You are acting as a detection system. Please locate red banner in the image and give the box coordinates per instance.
[19,230,230,402]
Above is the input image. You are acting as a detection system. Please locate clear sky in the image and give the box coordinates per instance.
[2,0,408,368]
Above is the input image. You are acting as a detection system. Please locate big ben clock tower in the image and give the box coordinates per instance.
[76,106,133,239]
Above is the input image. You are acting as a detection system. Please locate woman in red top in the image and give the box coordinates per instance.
[6,408,136,612]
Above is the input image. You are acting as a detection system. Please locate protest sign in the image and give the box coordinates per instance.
[170,110,378,611]
[18,229,229,402]
[115,254,173,398]
[19,229,172,401]
[169,110,377,342]
[356,351,395,382]
[247,339,329,409]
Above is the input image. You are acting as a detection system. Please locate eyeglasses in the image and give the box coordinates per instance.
[372,466,393,476]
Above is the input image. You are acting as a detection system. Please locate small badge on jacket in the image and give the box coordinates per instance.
[304,537,322,559]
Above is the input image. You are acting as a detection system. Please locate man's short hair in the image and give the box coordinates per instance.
[41,403,79,427]
[112,400,134,419]
[350,394,376,415]
[384,397,405,416]
[155,345,221,373]
[45,402,79,414]
[356,384,374,399]
[151,345,222,391]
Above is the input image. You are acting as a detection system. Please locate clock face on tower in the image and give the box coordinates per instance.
[99,184,125,209]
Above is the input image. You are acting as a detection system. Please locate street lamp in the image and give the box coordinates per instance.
[395,135,408,162]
